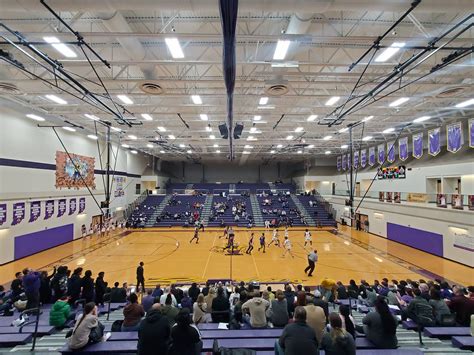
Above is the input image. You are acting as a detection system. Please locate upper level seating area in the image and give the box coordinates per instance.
[155,194,206,226]
[296,195,337,227]
[127,195,164,227]
[208,195,254,227]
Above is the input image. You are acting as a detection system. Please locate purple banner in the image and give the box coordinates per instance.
[387,141,395,163]
[342,154,347,171]
[360,149,367,168]
[0,204,6,225]
[346,154,350,170]
[413,132,423,159]
[428,128,441,156]
[369,147,375,166]
[69,198,77,215]
[58,199,67,217]
[447,122,462,153]
[29,201,41,222]
[399,137,408,161]
[377,144,385,164]
[470,119,474,148]
[79,197,86,213]
[44,200,54,220]
[12,202,25,225]
[353,151,359,168]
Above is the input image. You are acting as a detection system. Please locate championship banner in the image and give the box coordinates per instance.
[69,198,77,215]
[346,154,350,170]
[368,147,375,166]
[360,149,367,168]
[377,144,385,164]
[399,137,408,161]
[342,154,347,171]
[12,202,25,225]
[413,132,423,159]
[79,198,86,213]
[0,204,6,225]
[447,122,462,153]
[470,119,474,148]
[29,201,41,222]
[337,156,341,171]
[55,151,96,190]
[353,151,359,169]
[45,200,55,220]
[387,141,396,163]
[428,128,441,156]
[58,199,67,217]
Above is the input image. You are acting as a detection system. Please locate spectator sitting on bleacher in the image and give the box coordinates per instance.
[152,284,163,299]
[212,287,230,322]
[137,303,170,355]
[110,282,127,303]
[160,287,178,307]
[303,299,326,344]
[204,287,216,313]
[161,294,180,327]
[188,283,200,303]
[447,285,474,326]
[180,290,193,310]
[320,312,356,355]
[193,293,211,324]
[169,308,202,355]
[339,305,356,339]
[122,293,145,331]
[68,302,103,350]
[242,294,270,328]
[141,289,155,313]
[313,290,329,320]
[429,288,452,325]
[336,281,348,300]
[49,295,74,328]
[402,288,434,325]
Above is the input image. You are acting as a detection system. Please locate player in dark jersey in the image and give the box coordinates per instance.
[258,233,266,253]
[246,233,254,254]
[189,227,199,244]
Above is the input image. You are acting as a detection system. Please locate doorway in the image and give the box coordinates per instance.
[355,213,369,232]
[355,182,361,197]
[332,183,336,195]
[436,179,442,194]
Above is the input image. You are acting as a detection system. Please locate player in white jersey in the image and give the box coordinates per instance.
[268,229,280,247]
[304,228,312,246]
[282,236,294,258]
[284,227,289,239]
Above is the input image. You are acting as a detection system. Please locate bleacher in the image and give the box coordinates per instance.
[296,195,337,227]
[127,195,165,227]
[257,193,308,227]
[153,194,206,227]
[207,195,254,227]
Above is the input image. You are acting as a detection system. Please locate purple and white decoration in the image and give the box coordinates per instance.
[428,128,441,156]
[79,198,86,213]
[69,198,77,215]
[12,202,25,225]
[342,154,347,171]
[360,149,367,168]
[0,204,6,225]
[469,119,474,148]
[346,154,350,170]
[413,132,423,159]
[29,201,41,222]
[58,199,67,217]
[447,122,463,153]
[45,200,54,220]
[387,141,396,163]
[353,151,359,168]
[399,137,408,161]
[369,147,375,166]
[377,144,385,164]
[337,156,341,171]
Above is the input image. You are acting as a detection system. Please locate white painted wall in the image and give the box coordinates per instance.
[0,104,149,264]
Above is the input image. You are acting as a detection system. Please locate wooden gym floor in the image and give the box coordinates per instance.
[0,225,472,288]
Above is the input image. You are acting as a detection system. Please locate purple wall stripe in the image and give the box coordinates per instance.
[387,222,444,257]
[14,224,74,260]
[0,158,141,178]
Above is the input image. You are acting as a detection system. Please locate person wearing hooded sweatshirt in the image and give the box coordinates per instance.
[242,295,270,328]
[169,308,202,355]
[320,313,356,355]
[137,303,170,355]
[49,295,73,328]
[22,268,41,309]
[67,268,83,305]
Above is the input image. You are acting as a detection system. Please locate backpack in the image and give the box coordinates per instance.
[111,319,123,332]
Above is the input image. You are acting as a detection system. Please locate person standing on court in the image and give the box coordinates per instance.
[189,227,200,244]
[136,262,145,293]
[304,250,318,277]
[246,233,254,254]
[258,233,266,253]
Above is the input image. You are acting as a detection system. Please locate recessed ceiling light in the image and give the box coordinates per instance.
[271,61,299,68]
[286,135,293,140]
[455,98,474,108]
[389,97,409,107]
[179,144,186,148]
[270,150,276,154]
[307,144,314,149]
[307,115,318,122]
[382,127,395,134]
[216,150,221,153]
[84,114,99,121]
[325,150,331,155]
[244,145,253,149]
[111,126,121,132]
[187,150,192,154]
[213,144,219,148]
[362,136,373,141]
[117,95,133,105]
[277,144,283,148]
[413,115,431,123]
[297,150,302,154]
[157,126,167,132]
[206,126,212,132]
[273,39,291,60]
[362,115,374,122]
[253,115,261,121]
[43,36,77,58]
[323,135,332,140]
[146,143,154,148]
[200,114,208,121]
[168,135,176,140]
[45,94,67,105]
[191,95,202,105]
[242,151,251,155]
[247,136,258,141]
[295,127,304,133]
[160,150,165,154]
[87,134,98,140]
[341,144,348,149]
[325,96,340,106]
[63,126,76,132]
[249,127,258,133]
[141,114,153,121]
[130,150,138,154]
[257,105,275,110]
[259,97,269,105]
[165,38,184,58]
[338,127,349,133]
[121,144,130,148]
[128,134,137,140]
[375,42,405,62]
[209,134,216,139]
[26,114,45,122]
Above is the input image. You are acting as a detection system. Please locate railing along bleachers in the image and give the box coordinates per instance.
[127,195,165,227]
[154,194,206,227]
[296,195,337,227]
[257,193,307,227]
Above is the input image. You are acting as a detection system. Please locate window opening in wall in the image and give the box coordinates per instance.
[135,183,141,195]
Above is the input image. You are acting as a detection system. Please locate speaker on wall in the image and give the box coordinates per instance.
[233,123,243,139]
[218,124,229,139]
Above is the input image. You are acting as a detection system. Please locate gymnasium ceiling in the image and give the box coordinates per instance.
[0,0,473,163]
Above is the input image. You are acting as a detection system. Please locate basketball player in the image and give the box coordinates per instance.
[304,229,313,246]
[258,233,266,253]
[226,231,235,250]
[136,261,145,293]
[189,227,199,244]
[284,226,289,239]
[220,225,229,239]
[282,236,294,258]
[268,229,280,247]
[246,233,254,254]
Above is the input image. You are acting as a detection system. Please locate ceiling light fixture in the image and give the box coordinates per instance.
[157,126,167,132]
[389,97,409,107]
[179,144,186,148]
[253,115,262,121]
[382,127,395,134]
[111,126,121,132]
[270,150,276,154]
[141,114,153,121]
[242,151,251,155]
[26,114,45,122]
[121,144,130,148]
[62,126,76,132]
[43,36,77,58]
[117,94,133,105]
[295,127,304,133]
[277,144,283,148]
[146,144,154,148]
[325,150,331,154]
[259,97,269,105]
[200,114,208,121]
[165,38,184,58]
[323,135,332,140]
[273,39,291,60]
[168,135,176,139]
[128,134,137,140]
[286,135,293,140]
[362,136,373,141]
[216,150,221,153]
[325,96,340,106]
[307,115,318,122]
[45,94,67,105]
[375,42,405,62]
[130,150,138,154]
[338,127,349,133]
[362,115,374,122]
[213,144,219,148]
[187,150,192,154]
[209,134,216,139]
[244,145,253,149]
[191,95,202,105]
[84,114,99,121]
[341,144,348,149]
[413,115,431,123]
[297,150,302,154]
[160,150,165,154]
[455,98,474,108]
[87,134,98,140]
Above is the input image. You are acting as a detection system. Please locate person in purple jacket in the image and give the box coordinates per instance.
[22,268,41,309]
